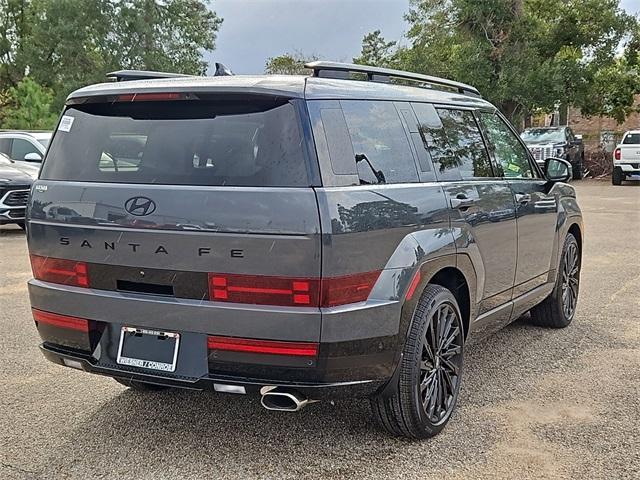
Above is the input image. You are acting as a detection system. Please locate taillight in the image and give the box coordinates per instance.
[208,271,381,308]
[208,273,320,307]
[30,255,89,287]
[115,92,185,102]
[207,336,318,357]
[321,271,381,307]
[614,148,621,160]
[32,309,89,332]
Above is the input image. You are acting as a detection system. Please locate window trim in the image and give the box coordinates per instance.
[412,102,499,182]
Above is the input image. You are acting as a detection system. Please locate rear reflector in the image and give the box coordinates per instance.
[30,255,89,287]
[405,271,421,301]
[32,309,89,333]
[207,336,318,357]
[208,271,381,308]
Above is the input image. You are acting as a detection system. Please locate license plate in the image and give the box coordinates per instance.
[116,327,180,372]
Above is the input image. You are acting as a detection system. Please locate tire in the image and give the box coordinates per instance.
[530,233,580,328]
[114,377,170,391]
[572,158,583,180]
[612,167,623,185]
[371,284,464,439]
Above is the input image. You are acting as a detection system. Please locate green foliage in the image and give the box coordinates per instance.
[353,30,397,67]
[0,0,222,127]
[265,51,318,75]
[358,0,639,124]
[2,76,58,129]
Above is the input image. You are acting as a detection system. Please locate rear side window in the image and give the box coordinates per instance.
[340,100,419,184]
[41,99,310,187]
[412,103,492,180]
[622,133,640,144]
[11,138,40,160]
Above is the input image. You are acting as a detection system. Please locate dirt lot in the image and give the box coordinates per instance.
[1,180,638,479]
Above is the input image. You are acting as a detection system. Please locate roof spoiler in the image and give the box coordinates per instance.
[304,61,481,97]
[107,63,234,82]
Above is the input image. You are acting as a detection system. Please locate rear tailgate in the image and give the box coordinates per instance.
[27,96,322,342]
[619,145,640,163]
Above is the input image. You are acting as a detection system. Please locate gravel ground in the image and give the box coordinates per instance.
[1,180,638,479]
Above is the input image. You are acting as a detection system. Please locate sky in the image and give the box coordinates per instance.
[207,0,640,75]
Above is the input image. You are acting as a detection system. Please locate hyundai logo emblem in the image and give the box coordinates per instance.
[124,196,157,216]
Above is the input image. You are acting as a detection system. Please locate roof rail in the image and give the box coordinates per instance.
[304,61,481,97]
[106,70,193,82]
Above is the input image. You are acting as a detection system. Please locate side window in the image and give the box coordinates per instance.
[0,138,11,155]
[340,100,419,184]
[11,138,40,160]
[479,112,535,179]
[412,103,492,180]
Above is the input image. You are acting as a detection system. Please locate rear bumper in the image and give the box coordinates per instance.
[39,343,382,398]
[29,279,401,397]
[614,162,640,173]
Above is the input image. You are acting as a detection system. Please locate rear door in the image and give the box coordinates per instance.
[478,112,558,297]
[412,103,518,328]
[29,96,323,340]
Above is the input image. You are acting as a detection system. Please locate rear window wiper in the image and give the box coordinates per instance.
[355,153,386,184]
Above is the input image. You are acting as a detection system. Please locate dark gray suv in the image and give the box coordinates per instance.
[26,62,583,439]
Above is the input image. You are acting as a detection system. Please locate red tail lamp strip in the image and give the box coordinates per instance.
[30,255,89,288]
[208,271,381,308]
[32,309,89,333]
[208,273,320,307]
[207,336,318,357]
[115,92,185,102]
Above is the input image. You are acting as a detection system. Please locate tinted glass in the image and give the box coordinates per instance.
[41,100,310,187]
[480,112,534,178]
[0,138,10,155]
[412,103,492,179]
[622,133,640,145]
[520,128,564,143]
[340,100,419,184]
[11,138,40,160]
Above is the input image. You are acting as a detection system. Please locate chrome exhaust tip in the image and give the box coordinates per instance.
[260,386,310,412]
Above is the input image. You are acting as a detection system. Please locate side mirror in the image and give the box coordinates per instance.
[23,152,42,162]
[545,157,572,183]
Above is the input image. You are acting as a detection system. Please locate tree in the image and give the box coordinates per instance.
[113,0,222,74]
[0,0,223,113]
[265,51,318,75]
[353,30,397,67]
[1,77,58,129]
[359,0,638,125]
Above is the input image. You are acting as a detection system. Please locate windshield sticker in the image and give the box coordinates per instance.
[58,115,75,132]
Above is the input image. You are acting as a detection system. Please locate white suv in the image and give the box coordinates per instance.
[0,131,52,165]
[613,131,640,185]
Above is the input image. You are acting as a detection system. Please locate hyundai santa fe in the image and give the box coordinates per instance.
[26,62,583,439]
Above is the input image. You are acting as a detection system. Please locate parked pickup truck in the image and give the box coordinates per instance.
[613,131,640,185]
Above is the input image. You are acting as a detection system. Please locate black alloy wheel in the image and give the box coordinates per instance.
[419,302,463,425]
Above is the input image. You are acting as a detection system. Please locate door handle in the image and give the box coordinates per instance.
[514,193,531,204]
[450,194,475,209]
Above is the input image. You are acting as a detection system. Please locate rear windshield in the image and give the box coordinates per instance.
[622,133,640,145]
[41,99,310,187]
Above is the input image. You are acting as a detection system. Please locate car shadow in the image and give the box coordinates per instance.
[32,315,566,477]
